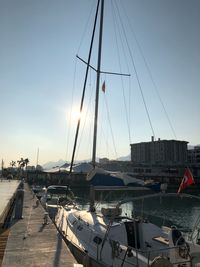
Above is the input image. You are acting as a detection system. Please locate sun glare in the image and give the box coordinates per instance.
[71,108,81,121]
[66,105,92,126]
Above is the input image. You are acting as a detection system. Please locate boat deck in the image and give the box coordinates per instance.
[1,182,78,267]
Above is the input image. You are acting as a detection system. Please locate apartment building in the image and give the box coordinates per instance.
[130,137,188,165]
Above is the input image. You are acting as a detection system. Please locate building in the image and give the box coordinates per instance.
[99,158,110,164]
[130,137,188,165]
[188,146,200,165]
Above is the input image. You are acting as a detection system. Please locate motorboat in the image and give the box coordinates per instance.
[32,185,46,199]
[40,185,74,219]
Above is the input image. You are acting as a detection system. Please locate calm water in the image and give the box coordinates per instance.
[73,188,200,233]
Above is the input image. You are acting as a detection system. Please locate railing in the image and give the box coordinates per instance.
[117,244,192,267]
[188,214,200,244]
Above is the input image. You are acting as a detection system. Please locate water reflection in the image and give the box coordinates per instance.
[73,188,200,232]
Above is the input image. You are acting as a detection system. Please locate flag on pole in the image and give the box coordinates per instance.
[102,81,106,93]
[177,168,195,193]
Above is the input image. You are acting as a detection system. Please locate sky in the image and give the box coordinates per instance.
[0,0,200,168]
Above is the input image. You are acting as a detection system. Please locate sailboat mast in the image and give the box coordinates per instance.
[69,0,100,174]
[92,0,104,167]
[36,147,39,167]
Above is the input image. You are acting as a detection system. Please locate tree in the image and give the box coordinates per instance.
[17,158,25,169]
[10,161,16,168]
[24,158,29,170]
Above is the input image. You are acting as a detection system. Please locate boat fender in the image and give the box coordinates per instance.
[150,256,173,267]
[109,240,121,258]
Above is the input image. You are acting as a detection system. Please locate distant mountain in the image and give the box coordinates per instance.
[42,154,131,170]
[42,159,66,170]
[117,154,131,161]
[188,144,200,150]
[42,159,89,170]
[42,145,200,169]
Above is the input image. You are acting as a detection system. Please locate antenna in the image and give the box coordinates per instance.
[36,148,39,167]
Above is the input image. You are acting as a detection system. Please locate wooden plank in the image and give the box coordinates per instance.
[2,183,77,267]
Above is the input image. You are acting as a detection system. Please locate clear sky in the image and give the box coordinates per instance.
[0,0,200,168]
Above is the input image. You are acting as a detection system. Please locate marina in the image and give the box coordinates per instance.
[55,186,200,267]
[0,0,199,266]
[0,179,200,267]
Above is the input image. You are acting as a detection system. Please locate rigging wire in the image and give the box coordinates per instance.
[111,0,132,145]
[65,58,78,162]
[65,2,96,162]
[114,1,156,139]
[86,70,95,158]
[76,71,95,160]
[121,2,177,140]
[102,80,118,159]
[69,0,100,174]
[76,2,96,55]
[128,76,132,138]
[98,81,112,159]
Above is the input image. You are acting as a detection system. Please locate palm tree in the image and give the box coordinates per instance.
[17,158,26,178]
[17,158,25,168]
[24,158,29,170]
[17,157,29,178]
[10,161,16,168]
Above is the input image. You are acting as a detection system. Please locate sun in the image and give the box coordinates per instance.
[71,108,81,121]
[66,105,88,124]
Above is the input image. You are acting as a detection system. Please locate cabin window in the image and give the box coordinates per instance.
[93,236,102,245]
[125,221,140,249]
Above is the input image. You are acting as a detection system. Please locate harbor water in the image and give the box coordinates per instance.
[73,188,200,234]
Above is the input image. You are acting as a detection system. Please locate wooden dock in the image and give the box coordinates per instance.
[1,182,78,267]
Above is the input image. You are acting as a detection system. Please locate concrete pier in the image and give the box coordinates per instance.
[1,183,77,267]
[0,180,20,227]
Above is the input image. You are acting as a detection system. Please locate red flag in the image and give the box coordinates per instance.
[177,168,195,193]
[102,81,105,93]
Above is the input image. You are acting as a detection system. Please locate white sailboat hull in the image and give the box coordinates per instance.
[55,206,199,267]
[55,207,148,267]
[55,207,104,267]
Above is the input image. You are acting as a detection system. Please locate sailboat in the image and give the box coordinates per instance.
[66,0,161,192]
[55,192,200,267]
[55,0,200,266]
[86,167,162,192]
